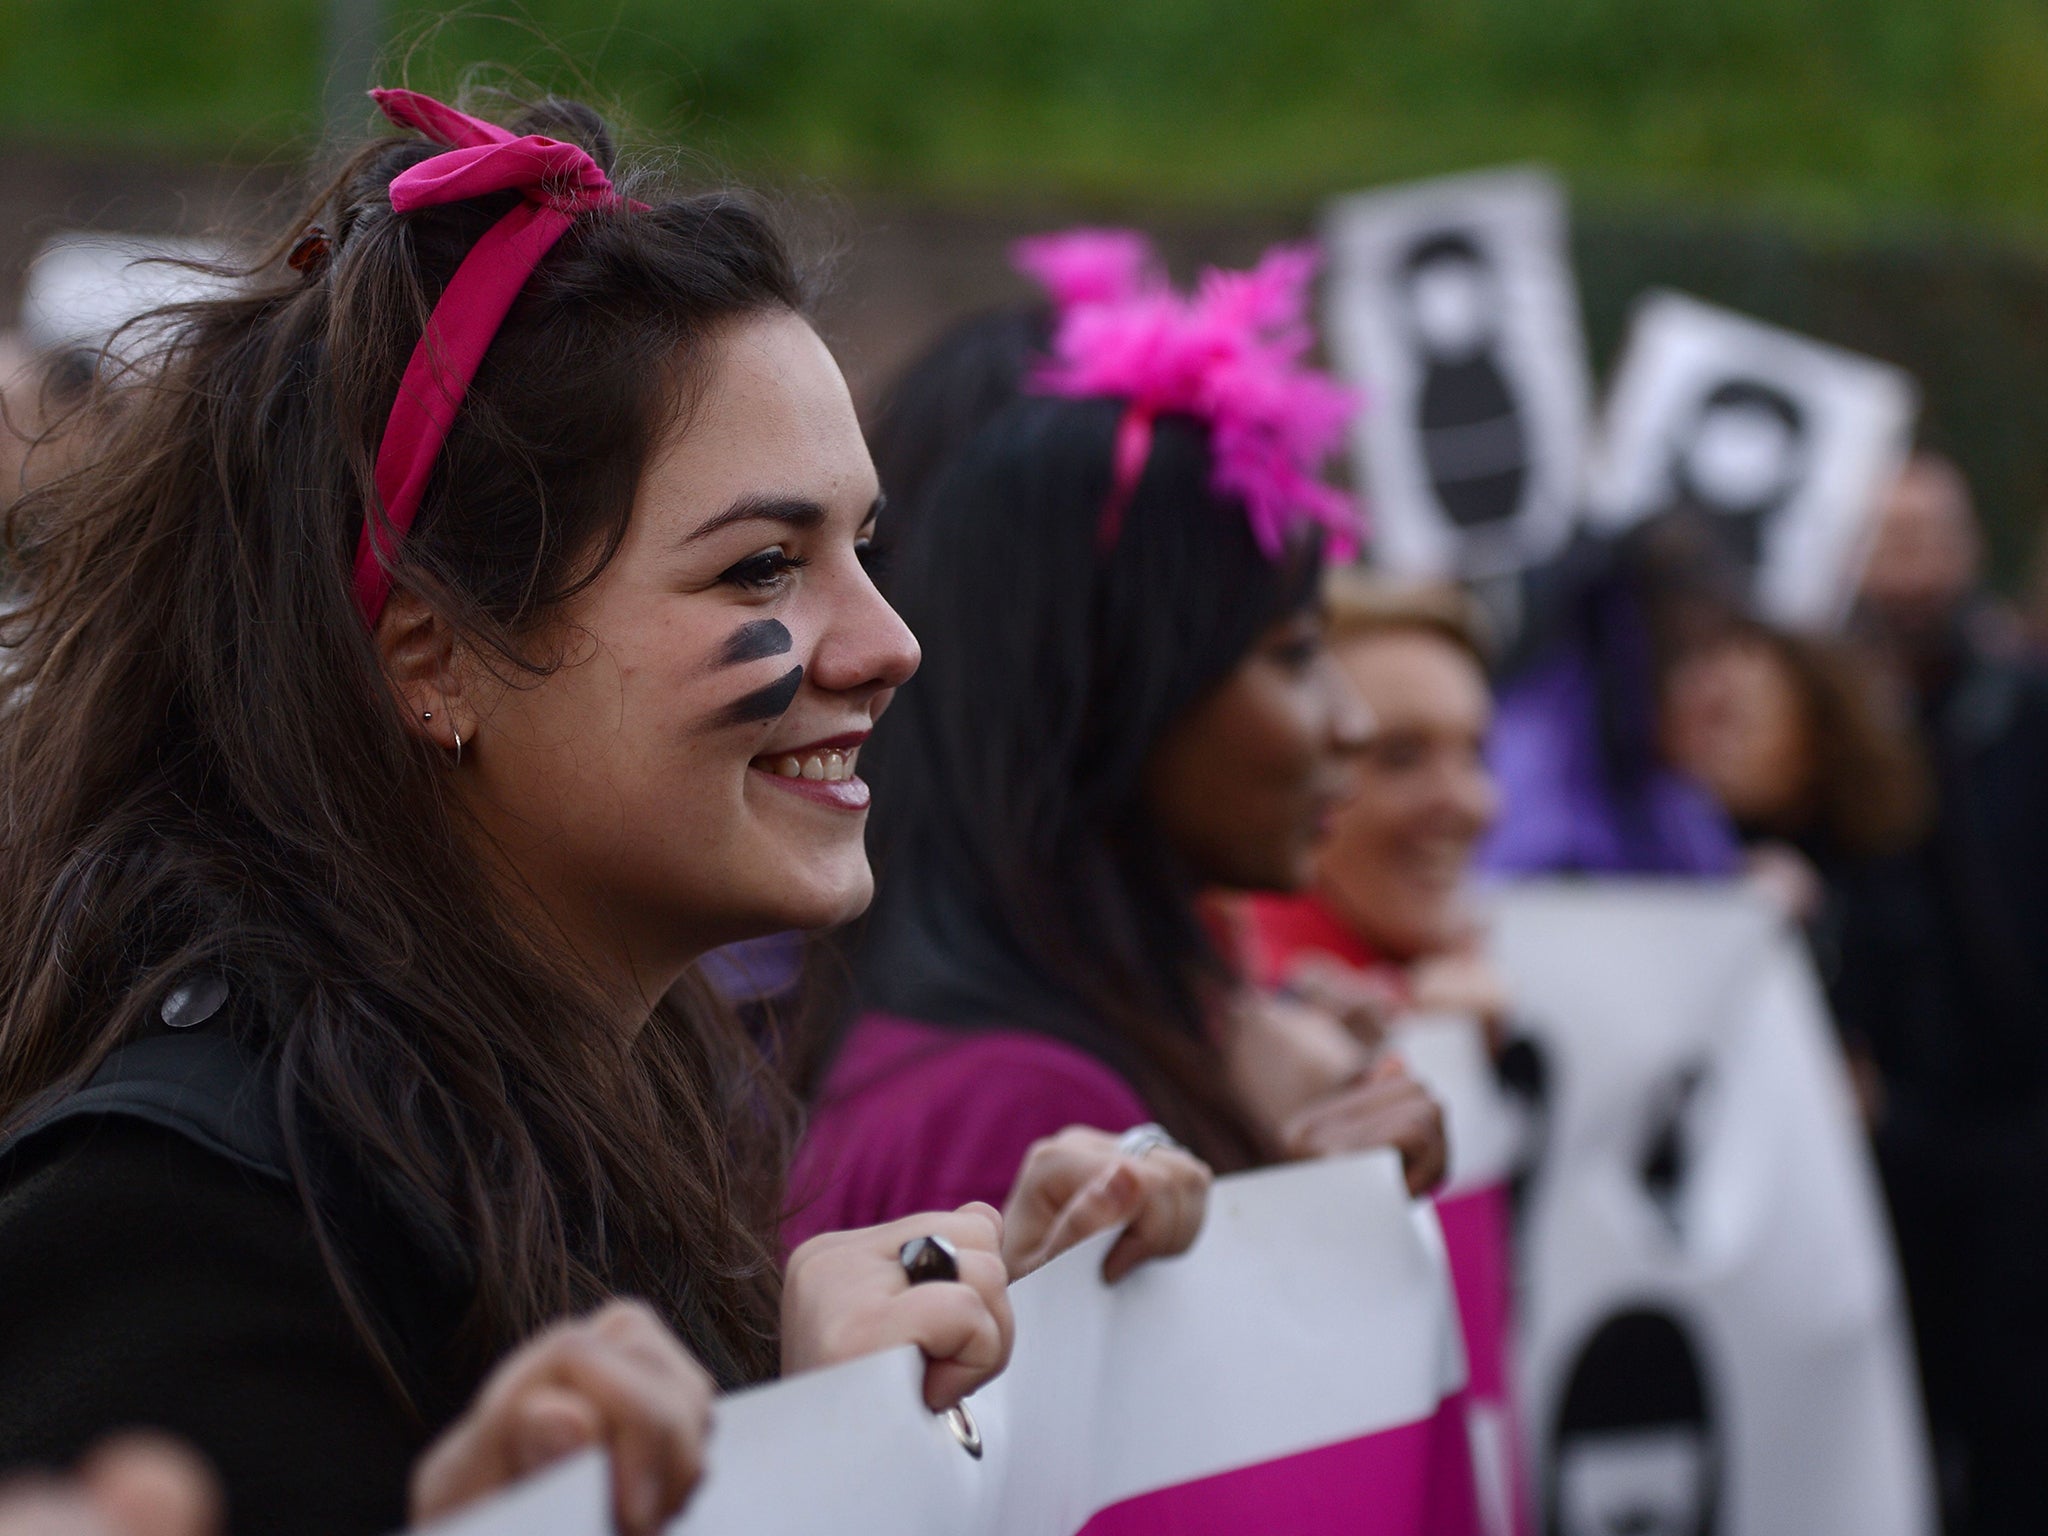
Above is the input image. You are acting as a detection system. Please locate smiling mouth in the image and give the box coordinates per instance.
[758,745,860,783]
[748,739,870,810]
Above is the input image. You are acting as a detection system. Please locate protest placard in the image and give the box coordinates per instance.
[1323,168,1593,582]
[1586,293,1918,626]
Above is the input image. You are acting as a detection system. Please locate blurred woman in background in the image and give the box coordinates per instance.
[1659,619,1930,1103]
[792,231,1441,1226]
[1226,572,1529,1536]
[789,229,1466,1533]
[1481,512,1750,877]
[1231,574,1504,1043]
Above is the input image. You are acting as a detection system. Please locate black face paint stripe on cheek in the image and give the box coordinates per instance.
[715,664,803,728]
[716,618,794,668]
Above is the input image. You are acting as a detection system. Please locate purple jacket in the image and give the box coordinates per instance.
[1479,650,1741,878]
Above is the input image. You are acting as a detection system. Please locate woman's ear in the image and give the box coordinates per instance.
[375,588,475,755]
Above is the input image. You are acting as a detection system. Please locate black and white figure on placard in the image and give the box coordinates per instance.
[1637,1063,1711,1239]
[1400,229,1532,538]
[1550,1308,1720,1536]
[1324,168,1593,585]
[1660,378,1809,574]
[1587,292,1916,628]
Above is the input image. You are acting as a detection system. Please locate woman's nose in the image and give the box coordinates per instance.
[810,569,921,695]
[1325,660,1376,752]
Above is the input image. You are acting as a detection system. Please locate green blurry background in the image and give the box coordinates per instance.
[5,0,2048,585]
[6,0,2048,221]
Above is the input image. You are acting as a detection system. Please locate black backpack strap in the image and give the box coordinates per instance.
[0,976,287,1181]
[0,973,479,1419]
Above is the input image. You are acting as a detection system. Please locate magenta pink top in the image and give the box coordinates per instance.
[784,1012,1152,1250]
[786,1010,1494,1536]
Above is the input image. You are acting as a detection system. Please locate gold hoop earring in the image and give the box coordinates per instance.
[452,725,464,769]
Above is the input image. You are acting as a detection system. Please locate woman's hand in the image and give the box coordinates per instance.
[1280,956,1401,1050]
[782,1205,1014,1412]
[0,1437,220,1536]
[1281,1057,1449,1197]
[1744,841,1826,927]
[1222,988,1377,1137]
[409,1300,715,1536]
[1406,933,1511,1054]
[1002,1125,1213,1283]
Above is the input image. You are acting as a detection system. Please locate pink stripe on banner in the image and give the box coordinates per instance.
[1437,1183,1530,1536]
[1079,1408,1482,1536]
[1074,1184,1523,1536]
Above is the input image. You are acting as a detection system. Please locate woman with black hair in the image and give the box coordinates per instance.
[791,230,1446,1240]
[0,95,1202,1536]
[786,228,1466,1534]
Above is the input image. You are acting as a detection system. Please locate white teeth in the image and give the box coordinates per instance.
[757,747,862,784]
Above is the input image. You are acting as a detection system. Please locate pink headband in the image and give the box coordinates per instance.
[353,88,644,625]
[1012,229,1362,561]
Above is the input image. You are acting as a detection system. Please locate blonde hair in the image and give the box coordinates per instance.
[1321,567,1490,669]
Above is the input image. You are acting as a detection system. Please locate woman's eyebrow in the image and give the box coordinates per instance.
[680,494,829,546]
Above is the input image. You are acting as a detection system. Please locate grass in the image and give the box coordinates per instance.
[4,0,2048,232]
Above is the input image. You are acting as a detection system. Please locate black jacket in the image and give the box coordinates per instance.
[0,976,476,1536]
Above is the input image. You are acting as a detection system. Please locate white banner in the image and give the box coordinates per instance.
[415,1151,1468,1536]
[1396,1013,1528,1196]
[1323,167,1593,583]
[1487,882,1933,1536]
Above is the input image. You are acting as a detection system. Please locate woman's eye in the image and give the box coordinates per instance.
[1371,737,1428,771]
[1268,635,1323,671]
[719,548,808,591]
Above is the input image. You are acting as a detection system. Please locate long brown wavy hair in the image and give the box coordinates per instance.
[1736,622,1933,859]
[0,93,803,1397]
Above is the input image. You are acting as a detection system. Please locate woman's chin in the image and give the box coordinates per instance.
[766,867,876,935]
[1279,846,1321,894]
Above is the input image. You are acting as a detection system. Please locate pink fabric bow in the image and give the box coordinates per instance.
[1013,228,1363,562]
[354,88,642,625]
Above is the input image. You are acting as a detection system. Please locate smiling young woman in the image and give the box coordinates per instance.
[0,90,1185,1536]
[414,308,916,982]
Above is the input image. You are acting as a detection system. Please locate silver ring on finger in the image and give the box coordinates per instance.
[945,1402,984,1459]
[1116,1122,1182,1160]
[898,1233,961,1285]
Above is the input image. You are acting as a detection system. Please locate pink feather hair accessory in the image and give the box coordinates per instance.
[1012,227,1363,560]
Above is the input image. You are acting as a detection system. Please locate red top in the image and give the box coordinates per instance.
[1232,888,1391,989]
[784,1012,1152,1251]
